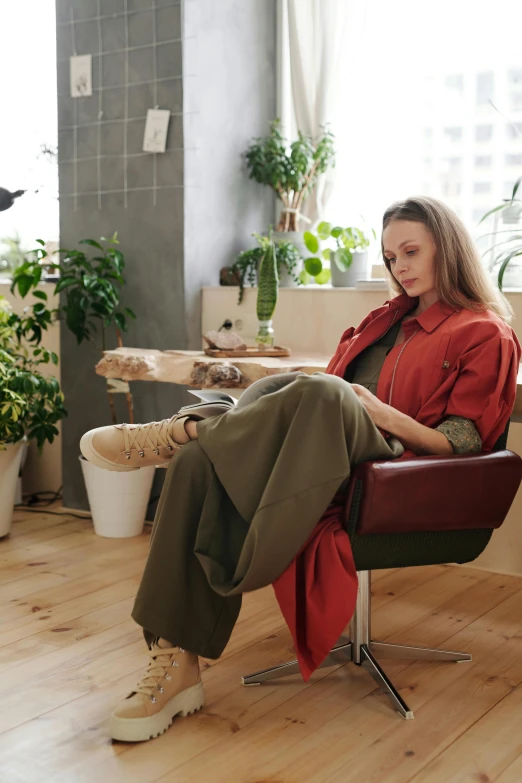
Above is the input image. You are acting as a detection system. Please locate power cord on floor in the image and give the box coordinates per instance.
[14,507,93,520]
[14,485,92,519]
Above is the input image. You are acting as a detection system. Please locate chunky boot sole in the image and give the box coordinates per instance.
[110,681,205,742]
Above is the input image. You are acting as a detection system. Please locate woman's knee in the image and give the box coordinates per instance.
[293,372,358,405]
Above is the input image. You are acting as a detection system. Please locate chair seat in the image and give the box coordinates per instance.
[345,449,522,536]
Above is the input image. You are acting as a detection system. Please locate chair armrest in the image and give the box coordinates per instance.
[344,450,522,536]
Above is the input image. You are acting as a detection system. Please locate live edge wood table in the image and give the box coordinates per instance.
[95,347,522,419]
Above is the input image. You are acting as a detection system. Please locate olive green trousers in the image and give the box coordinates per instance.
[131,373,403,657]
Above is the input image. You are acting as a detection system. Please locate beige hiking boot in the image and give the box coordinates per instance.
[110,644,204,742]
[80,413,197,472]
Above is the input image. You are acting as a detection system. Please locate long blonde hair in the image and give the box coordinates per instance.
[381,196,513,323]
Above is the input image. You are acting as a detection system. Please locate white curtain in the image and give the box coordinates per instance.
[277,0,368,226]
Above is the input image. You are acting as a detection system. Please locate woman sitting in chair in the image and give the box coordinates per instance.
[81,196,520,742]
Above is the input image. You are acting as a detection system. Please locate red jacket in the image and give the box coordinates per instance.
[274,295,521,680]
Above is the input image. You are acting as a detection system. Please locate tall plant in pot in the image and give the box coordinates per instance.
[0,294,66,537]
[244,119,336,258]
[479,177,522,290]
[11,234,153,538]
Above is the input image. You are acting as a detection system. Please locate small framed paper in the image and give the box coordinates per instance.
[143,109,171,153]
[70,54,93,98]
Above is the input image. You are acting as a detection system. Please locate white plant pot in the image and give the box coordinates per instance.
[272,231,305,287]
[79,456,156,538]
[0,441,26,538]
[331,250,369,288]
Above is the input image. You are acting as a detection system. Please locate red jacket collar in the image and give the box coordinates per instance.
[386,294,458,333]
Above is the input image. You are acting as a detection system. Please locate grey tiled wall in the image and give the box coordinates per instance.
[55,0,277,511]
[56,0,183,209]
[56,0,188,512]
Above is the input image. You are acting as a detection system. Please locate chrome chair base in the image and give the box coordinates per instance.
[241,571,472,719]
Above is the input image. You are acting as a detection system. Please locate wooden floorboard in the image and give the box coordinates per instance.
[1,508,521,783]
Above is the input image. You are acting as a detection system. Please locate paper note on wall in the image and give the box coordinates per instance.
[70,55,93,98]
[143,109,171,153]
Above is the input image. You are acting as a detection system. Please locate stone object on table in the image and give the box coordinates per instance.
[203,329,247,351]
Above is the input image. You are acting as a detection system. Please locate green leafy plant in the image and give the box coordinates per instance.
[228,234,302,304]
[0,234,28,276]
[0,295,66,450]
[245,119,336,232]
[12,233,135,350]
[11,233,136,424]
[300,221,372,284]
[479,177,522,290]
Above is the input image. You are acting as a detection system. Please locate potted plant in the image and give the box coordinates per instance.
[225,232,330,304]
[244,119,336,255]
[480,177,522,290]
[302,221,373,288]
[256,232,278,348]
[11,234,154,538]
[0,294,66,537]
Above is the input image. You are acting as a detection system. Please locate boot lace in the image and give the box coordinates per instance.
[133,646,186,703]
[120,416,184,459]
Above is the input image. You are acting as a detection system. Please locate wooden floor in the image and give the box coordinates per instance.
[1,509,522,783]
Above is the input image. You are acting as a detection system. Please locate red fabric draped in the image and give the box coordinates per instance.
[272,494,359,681]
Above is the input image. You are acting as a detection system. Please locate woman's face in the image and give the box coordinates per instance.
[382,219,438,302]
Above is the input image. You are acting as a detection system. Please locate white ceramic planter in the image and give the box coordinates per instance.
[80,456,156,538]
[330,250,369,288]
[0,440,26,538]
[272,231,305,287]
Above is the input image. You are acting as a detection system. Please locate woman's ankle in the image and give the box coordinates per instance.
[184,418,199,440]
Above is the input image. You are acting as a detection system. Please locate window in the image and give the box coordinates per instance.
[0,2,58,254]
[476,72,494,105]
[327,0,522,243]
[506,123,522,139]
[445,74,463,93]
[473,208,486,223]
[475,125,493,142]
[511,92,522,111]
[506,154,522,166]
[444,127,463,142]
[444,156,462,169]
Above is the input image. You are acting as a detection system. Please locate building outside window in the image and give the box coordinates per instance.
[328,0,522,266]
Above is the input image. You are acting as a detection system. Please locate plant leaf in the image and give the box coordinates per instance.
[79,238,104,251]
[335,248,353,271]
[304,257,322,276]
[316,221,332,240]
[303,231,319,254]
[315,268,331,285]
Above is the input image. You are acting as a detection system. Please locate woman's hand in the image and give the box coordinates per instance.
[351,384,395,430]
[351,383,454,456]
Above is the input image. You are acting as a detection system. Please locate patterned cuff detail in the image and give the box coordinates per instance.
[435,415,482,455]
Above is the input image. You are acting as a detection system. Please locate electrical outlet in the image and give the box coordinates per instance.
[234,319,244,331]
